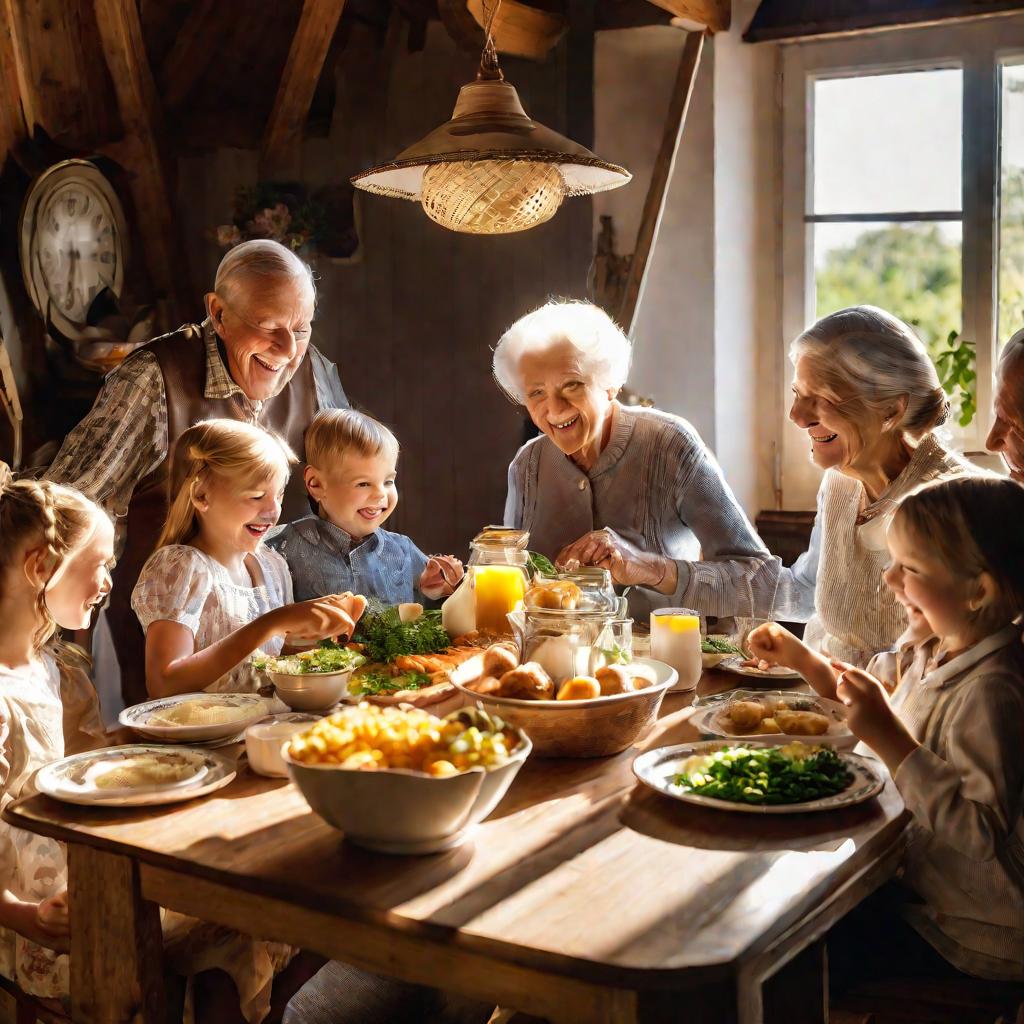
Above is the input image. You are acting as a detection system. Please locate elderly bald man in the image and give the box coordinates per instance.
[48,239,348,704]
[988,326,1024,484]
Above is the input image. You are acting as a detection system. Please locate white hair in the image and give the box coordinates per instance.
[789,305,948,439]
[212,239,315,306]
[492,300,632,403]
[1002,326,1024,370]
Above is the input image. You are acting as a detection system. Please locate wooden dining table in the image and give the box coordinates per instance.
[6,670,909,1024]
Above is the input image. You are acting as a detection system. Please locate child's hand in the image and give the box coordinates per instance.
[420,556,464,600]
[276,593,368,642]
[34,892,70,951]
[833,660,917,772]
[746,622,806,671]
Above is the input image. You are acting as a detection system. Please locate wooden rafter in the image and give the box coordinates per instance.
[645,0,730,32]
[619,30,704,338]
[0,0,27,163]
[158,0,237,112]
[93,0,189,324]
[467,0,567,59]
[260,0,347,179]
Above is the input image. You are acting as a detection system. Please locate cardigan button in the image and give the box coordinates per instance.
[578,479,587,490]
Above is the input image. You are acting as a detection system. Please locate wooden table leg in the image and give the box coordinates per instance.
[761,939,828,1024]
[68,845,164,1023]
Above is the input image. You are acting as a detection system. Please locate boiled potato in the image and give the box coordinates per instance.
[556,676,602,701]
[756,717,782,734]
[595,664,633,695]
[725,700,765,732]
[775,709,830,736]
[497,663,555,701]
[483,643,519,678]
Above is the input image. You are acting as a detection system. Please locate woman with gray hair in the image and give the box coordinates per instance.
[47,238,349,705]
[495,299,777,621]
[773,305,979,665]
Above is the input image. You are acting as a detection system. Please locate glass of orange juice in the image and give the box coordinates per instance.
[472,565,527,634]
[650,608,702,690]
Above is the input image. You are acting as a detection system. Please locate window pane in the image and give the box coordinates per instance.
[814,221,963,359]
[999,61,1024,346]
[813,69,962,215]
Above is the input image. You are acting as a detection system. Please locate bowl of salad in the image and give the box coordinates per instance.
[253,642,366,711]
[701,634,743,669]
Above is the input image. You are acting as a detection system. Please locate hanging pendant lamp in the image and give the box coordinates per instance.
[351,0,631,235]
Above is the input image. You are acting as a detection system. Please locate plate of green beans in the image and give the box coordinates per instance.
[632,740,884,814]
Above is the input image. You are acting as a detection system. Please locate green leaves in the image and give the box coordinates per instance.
[353,607,450,663]
[934,329,977,427]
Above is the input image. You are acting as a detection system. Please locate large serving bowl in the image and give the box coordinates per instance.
[452,657,677,758]
[283,727,531,854]
[269,669,354,711]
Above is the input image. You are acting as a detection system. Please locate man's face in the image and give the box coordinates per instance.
[207,275,315,401]
[986,354,1024,484]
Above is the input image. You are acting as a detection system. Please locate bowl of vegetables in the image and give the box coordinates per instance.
[254,642,366,711]
[701,634,743,669]
[283,703,530,853]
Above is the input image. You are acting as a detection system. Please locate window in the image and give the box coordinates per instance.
[779,17,1024,509]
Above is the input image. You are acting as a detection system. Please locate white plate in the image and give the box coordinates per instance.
[36,745,236,807]
[119,693,271,743]
[632,740,884,814]
[691,690,855,749]
[717,656,803,682]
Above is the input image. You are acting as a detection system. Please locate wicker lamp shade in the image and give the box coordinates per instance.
[352,77,631,235]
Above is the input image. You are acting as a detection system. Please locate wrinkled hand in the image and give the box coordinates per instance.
[34,892,70,952]
[746,622,805,671]
[420,555,464,600]
[556,528,673,590]
[833,660,917,770]
[279,592,368,642]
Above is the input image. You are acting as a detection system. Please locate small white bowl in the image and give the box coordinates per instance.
[245,715,320,777]
[270,669,354,711]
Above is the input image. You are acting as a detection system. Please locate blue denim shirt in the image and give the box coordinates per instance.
[269,514,429,605]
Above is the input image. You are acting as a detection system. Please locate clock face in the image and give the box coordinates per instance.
[37,182,120,325]
[19,160,128,339]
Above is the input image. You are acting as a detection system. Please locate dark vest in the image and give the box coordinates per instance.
[107,324,317,704]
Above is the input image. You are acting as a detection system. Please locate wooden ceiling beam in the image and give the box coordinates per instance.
[260,0,347,180]
[0,0,28,164]
[158,0,237,112]
[93,0,190,324]
[644,0,730,32]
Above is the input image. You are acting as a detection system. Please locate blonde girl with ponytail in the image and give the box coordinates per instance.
[0,465,115,1000]
[132,419,365,698]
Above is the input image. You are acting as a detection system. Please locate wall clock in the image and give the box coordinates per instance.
[19,159,128,341]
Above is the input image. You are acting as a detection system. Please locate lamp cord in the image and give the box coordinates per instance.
[479,0,504,81]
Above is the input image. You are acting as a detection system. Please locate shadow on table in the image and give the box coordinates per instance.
[619,783,889,853]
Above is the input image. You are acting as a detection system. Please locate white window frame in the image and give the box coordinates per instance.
[777,15,1024,510]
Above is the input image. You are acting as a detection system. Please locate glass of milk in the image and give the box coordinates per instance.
[650,608,702,691]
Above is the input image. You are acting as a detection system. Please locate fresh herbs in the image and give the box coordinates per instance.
[598,644,632,665]
[701,636,742,656]
[673,743,853,805]
[253,641,365,676]
[354,607,450,663]
[527,551,557,577]
[350,670,431,696]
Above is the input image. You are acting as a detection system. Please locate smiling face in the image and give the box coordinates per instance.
[883,517,976,646]
[519,342,617,465]
[789,355,898,474]
[194,468,287,555]
[986,356,1024,483]
[305,450,398,540]
[207,274,315,402]
[45,513,115,630]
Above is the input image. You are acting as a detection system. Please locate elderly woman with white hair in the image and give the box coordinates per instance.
[769,305,980,666]
[987,325,1024,483]
[47,238,348,704]
[495,300,777,621]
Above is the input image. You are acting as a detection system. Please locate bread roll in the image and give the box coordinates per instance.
[627,663,657,689]
[483,644,519,678]
[496,663,555,701]
[556,676,602,701]
[466,675,502,696]
[595,664,633,695]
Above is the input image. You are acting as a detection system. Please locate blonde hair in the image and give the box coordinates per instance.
[210,239,315,310]
[304,409,399,470]
[492,300,632,404]
[0,463,108,649]
[895,476,1024,635]
[158,420,297,548]
[790,305,949,441]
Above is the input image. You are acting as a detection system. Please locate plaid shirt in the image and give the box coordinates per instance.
[46,323,347,546]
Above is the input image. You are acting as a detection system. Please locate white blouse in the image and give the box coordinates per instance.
[132,544,293,694]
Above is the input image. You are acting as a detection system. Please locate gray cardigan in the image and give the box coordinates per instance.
[503,404,779,619]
